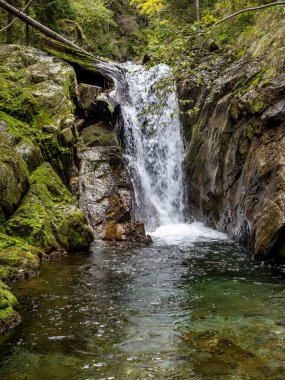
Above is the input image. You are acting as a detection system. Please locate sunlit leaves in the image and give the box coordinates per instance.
[130,0,165,16]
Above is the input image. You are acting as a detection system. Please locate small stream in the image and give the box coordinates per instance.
[0,235,285,379]
[0,63,285,379]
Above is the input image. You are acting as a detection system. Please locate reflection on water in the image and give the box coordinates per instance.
[0,237,285,379]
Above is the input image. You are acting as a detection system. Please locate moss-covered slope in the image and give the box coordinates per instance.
[0,44,93,333]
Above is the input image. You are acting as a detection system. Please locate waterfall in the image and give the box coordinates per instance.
[108,63,185,232]
[87,60,228,244]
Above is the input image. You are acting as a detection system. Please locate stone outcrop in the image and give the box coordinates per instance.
[181,55,285,260]
[74,121,149,242]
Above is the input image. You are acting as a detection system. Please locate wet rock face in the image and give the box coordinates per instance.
[182,56,285,260]
[75,122,149,242]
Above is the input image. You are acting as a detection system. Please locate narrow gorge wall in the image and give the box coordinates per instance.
[181,54,285,260]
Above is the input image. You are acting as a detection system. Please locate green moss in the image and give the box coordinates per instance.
[0,281,17,309]
[5,163,93,252]
[0,266,13,280]
[0,46,78,169]
[0,134,30,217]
[248,67,269,90]
[0,111,38,142]
[0,280,20,333]
[0,208,5,225]
[0,112,44,172]
[0,66,41,123]
[40,133,61,160]
[0,248,38,269]
[0,232,41,280]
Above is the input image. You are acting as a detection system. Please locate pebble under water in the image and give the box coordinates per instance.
[0,225,285,380]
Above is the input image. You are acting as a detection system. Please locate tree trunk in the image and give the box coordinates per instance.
[196,0,200,21]
[6,0,15,43]
[25,0,30,45]
[0,0,89,54]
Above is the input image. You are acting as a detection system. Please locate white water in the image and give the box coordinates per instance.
[151,222,228,246]
[110,63,185,231]
[98,61,228,244]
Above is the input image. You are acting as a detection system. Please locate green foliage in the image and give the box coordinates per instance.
[130,0,285,81]
[32,0,75,31]
[0,0,147,60]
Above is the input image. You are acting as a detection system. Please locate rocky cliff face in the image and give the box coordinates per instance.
[181,54,285,261]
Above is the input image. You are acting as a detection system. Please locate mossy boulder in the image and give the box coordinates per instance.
[0,232,41,281]
[0,134,29,218]
[0,44,77,125]
[0,45,95,336]
[0,280,20,335]
[0,111,43,172]
[0,44,78,169]
[5,163,93,252]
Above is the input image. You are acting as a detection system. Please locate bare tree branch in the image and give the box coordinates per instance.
[209,1,285,29]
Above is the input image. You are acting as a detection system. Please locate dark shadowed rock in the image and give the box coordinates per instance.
[78,83,103,114]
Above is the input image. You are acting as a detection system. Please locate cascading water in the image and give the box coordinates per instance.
[110,63,185,231]
[96,60,227,243]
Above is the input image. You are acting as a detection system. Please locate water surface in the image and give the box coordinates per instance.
[0,225,284,380]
